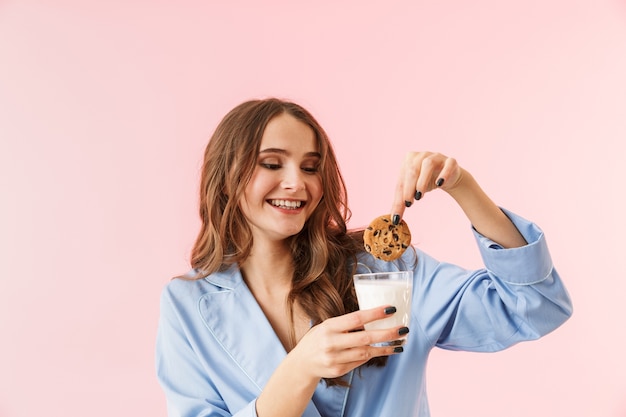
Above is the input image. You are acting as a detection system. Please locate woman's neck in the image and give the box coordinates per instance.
[240,240,294,295]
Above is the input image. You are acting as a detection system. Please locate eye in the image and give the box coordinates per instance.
[259,156,282,170]
[261,163,281,170]
[302,165,319,174]
[301,158,321,174]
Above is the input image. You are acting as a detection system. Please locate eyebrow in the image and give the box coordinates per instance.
[259,148,321,158]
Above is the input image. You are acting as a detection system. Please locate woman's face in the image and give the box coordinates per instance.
[239,113,324,244]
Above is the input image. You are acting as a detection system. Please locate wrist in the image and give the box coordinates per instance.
[283,346,322,387]
[256,351,320,417]
[445,169,476,200]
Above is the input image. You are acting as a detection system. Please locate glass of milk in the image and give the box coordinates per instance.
[353,270,413,346]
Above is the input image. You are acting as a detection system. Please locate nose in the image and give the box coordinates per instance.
[281,165,306,191]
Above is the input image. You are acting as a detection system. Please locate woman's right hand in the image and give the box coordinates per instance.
[289,306,407,380]
[256,306,407,417]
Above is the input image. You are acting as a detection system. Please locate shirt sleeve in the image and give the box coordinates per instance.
[412,208,573,352]
[155,286,259,417]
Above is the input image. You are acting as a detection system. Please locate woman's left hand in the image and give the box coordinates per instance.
[390,151,463,221]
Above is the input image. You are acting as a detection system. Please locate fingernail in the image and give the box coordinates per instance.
[414,191,422,201]
[436,178,444,187]
[398,327,410,336]
[392,214,400,225]
[404,200,412,207]
[393,346,404,353]
[384,306,397,315]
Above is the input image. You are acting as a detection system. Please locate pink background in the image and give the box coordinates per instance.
[1,1,625,416]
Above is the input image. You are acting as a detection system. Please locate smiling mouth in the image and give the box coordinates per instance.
[268,199,304,209]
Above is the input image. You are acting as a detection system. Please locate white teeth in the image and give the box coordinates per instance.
[269,199,303,209]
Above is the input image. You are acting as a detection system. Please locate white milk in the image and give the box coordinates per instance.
[354,279,413,331]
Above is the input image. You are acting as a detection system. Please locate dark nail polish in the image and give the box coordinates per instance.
[404,200,412,207]
[384,306,397,315]
[392,214,400,225]
[436,178,444,187]
[393,346,404,353]
[414,191,422,201]
[398,327,410,336]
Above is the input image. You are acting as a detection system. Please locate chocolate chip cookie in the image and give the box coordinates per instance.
[364,215,411,261]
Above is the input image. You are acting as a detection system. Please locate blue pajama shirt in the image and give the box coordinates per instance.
[155,209,573,417]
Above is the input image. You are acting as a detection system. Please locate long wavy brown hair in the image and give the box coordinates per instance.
[186,98,386,385]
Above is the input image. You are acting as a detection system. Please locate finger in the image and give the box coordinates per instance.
[318,343,404,378]
[329,331,408,364]
[435,157,459,189]
[333,343,405,368]
[401,152,421,205]
[390,177,407,224]
[391,152,422,222]
[330,318,410,351]
[325,305,396,334]
[415,153,440,196]
[339,326,410,350]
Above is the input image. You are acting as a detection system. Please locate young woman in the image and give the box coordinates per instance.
[155,98,572,417]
